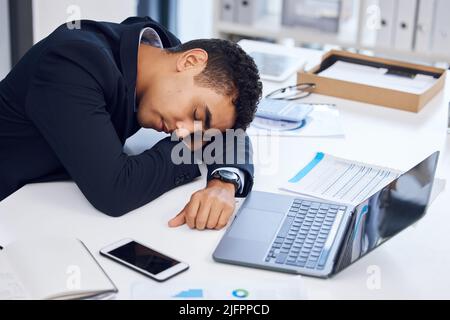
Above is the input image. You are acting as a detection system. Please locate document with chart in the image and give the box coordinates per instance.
[280,152,401,206]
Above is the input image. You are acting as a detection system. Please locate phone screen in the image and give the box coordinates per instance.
[108,241,180,275]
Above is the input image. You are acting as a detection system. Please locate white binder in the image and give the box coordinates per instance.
[236,0,261,25]
[431,0,450,55]
[375,0,397,49]
[220,0,237,23]
[415,0,436,53]
[393,0,418,51]
[0,0,11,78]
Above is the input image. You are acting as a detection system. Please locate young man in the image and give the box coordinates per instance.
[0,16,262,230]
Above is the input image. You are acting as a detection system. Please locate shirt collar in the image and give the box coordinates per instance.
[139,27,163,48]
[119,20,178,117]
[134,27,163,112]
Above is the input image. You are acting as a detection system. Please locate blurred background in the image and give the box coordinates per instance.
[1,0,450,79]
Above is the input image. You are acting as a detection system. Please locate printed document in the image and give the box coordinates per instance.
[280,152,401,206]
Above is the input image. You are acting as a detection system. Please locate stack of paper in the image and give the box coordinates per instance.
[318,61,437,94]
[248,104,344,138]
[280,152,445,206]
[280,152,401,206]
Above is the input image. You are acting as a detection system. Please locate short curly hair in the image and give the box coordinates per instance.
[167,39,262,130]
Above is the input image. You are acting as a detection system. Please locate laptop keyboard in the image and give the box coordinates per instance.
[265,199,346,271]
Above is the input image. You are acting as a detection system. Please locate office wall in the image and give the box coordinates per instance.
[177,0,213,42]
[0,0,12,78]
[431,0,450,55]
[31,0,138,43]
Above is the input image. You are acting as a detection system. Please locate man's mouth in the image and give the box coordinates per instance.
[163,122,169,133]
[159,118,170,134]
[157,119,164,132]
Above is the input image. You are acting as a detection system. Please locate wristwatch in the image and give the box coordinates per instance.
[212,170,241,194]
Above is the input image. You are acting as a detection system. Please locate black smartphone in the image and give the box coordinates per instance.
[100,238,189,282]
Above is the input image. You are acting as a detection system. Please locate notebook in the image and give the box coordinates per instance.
[0,237,117,300]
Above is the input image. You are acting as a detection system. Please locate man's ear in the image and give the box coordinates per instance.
[176,49,208,73]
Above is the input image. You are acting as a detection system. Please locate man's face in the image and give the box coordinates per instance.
[136,49,237,138]
[137,80,236,137]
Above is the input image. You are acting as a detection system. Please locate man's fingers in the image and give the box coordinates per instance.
[215,204,235,230]
[168,210,186,228]
[195,199,212,230]
[185,196,200,229]
[206,202,222,229]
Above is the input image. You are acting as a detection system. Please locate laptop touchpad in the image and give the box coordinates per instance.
[228,208,284,243]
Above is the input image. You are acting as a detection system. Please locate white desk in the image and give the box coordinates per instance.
[1,40,449,299]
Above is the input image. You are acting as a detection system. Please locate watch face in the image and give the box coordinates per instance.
[220,170,236,180]
[215,170,240,193]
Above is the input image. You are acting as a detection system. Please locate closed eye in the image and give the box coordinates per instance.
[193,105,211,130]
[194,108,200,121]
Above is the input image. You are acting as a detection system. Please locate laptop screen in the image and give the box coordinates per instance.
[333,152,439,274]
[249,51,300,78]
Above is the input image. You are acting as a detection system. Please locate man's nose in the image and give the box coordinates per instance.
[175,121,202,138]
[174,122,192,139]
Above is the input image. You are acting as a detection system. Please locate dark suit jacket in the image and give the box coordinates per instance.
[0,16,254,216]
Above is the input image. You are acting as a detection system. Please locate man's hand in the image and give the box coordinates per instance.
[168,179,236,230]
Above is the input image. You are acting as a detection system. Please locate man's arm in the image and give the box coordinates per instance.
[25,42,201,217]
[168,130,254,230]
[206,131,254,197]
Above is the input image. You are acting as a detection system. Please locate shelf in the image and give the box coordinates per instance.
[213,0,450,65]
[215,13,358,48]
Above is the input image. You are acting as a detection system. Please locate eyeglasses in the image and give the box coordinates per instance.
[265,83,316,101]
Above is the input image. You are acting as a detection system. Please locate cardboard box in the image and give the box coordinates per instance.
[297,50,447,112]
